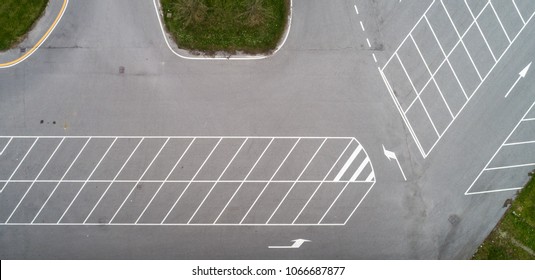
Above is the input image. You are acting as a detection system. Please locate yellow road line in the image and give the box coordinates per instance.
[0,0,68,68]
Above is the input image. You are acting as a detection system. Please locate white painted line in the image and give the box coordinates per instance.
[488,1,511,43]
[365,171,375,182]
[334,144,363,181]
[213,138,274,224]
[0,179,364,184]
[360,21,365,32]
[161,138,223,224]
[505,62,531,98]
[396,53,421,103]
[372,53,377,63]
[135,138,196,224]
[2,223,345,227]
[152,0,293,60]
[6,138,65,223]
[268,239,310,249]
[522,118,535,122]
[424,15,468,100]
[266,139,327,224]
[58,138,118,223]
[409,34,455,118]
[379,67,426,156]
[465,187,522,195]
[354,4,359,15]
[109,138,170,224]
[187,138,248,224]
[292,139,353,224]
[440,0,483,80]
[31,138,91,224]
[0,136,354,140]
[366,38,371,48]
[503,140,535,146]
[381,0,437,70]
[0,138,38,193]
[349,158,370,182]
[464,0,497,62]
[318,181,351,224]
[0,137,13,155]
[512,0,526,24]
[466,101,535,195]
[239,138,301,224]
[485,163,535,171]
[83,138,145,224]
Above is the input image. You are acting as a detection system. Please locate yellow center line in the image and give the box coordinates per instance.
[0,0,68,68]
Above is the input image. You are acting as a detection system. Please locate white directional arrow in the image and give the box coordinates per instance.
[268,239,310,249]
[505,62,531,98]
[383,145,407,181]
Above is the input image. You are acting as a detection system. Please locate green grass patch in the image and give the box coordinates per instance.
[161,0,288,55]
[0,0,48,51]
[472,173,535,259]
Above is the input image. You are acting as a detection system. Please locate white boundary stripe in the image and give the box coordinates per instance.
[0,138,39,193]
[0,137,13,155]
[82,138,144,224]
[409,34,455,118]
[239,139,301,224]
[522,118,535,122]
[424,15,468,99]
[440,0,483,80]
[464,0,497,62]
[58,138,118,223]
[109,138,170,224]
[6,138,65,223]
[187,138,248,224]
[152,0,292,60]
[512,0,526,24]
[31,138,91,224]
[135,138,196,224]
[382,0,535,158]
[0,136,354,140]
[503,140,535,146]
[161,138,223,224]
[488,1,511,43]
[213,138,274,224]
[0,179,365,184]
[266,138,327,224]
[1,223,346,227]
[349,158,370,182]
[292,139,353,224]
[334,144,362,181]
[485,163,535,171]
[466,101,535,195]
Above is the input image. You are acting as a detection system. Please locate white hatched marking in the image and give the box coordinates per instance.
[334,144,362,181]
[349,157,370,182]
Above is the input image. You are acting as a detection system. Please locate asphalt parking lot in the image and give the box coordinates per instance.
[0,0,534,259]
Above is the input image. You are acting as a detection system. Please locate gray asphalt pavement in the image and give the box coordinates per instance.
[0,0,534,259]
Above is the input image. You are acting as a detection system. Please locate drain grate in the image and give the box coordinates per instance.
[448,214,460,226]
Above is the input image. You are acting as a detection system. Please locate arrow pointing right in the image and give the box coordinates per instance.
[505,62,531,98]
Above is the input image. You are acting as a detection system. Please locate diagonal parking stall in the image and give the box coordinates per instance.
[379,0,535,158]
[0,136,375,226]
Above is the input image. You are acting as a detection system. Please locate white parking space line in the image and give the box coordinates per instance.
[334,144,362,181]
[161,138,222,224]
[0,137,13,155]
[503,140,535,146]
[188,138,248,224]
[512,0,526,24]
[466,101,535,195]
[318,181,351,224]
[58,138,118,223]
[109,138,170,224]
[239,139,300,224]
[31,138,91,224]
[522,118,535,122]
[489,1,512,43]
[1,137,375,226]
[360,21,365,32]
[464,0,497,62]
[409,34,454,118]
[6,138,65,223]
[354,4,359,15]
[441,0,483,80]
[0,138,38,193]
[266,139,327,224]
[424,15,468,99]
[83,138,144,224]
[381,0,535,158]
[135,138,196,224]
[214,139,274,224]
